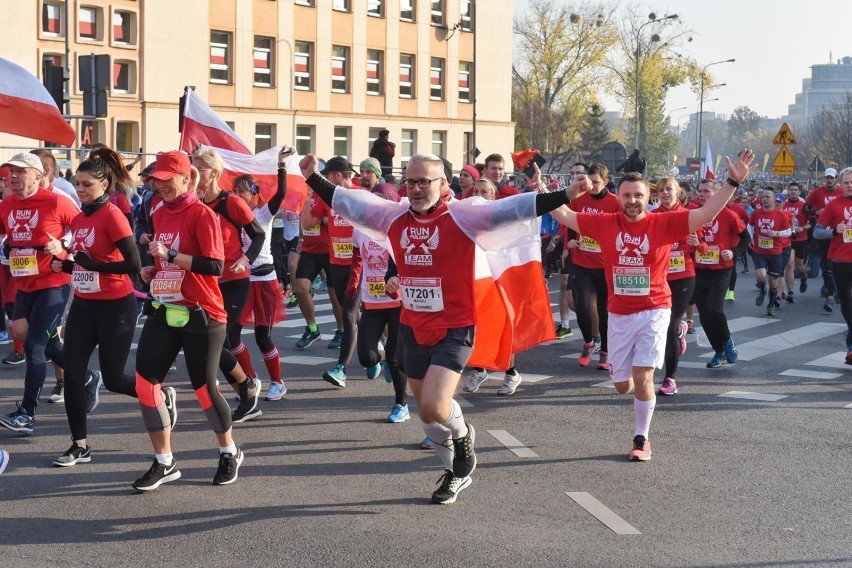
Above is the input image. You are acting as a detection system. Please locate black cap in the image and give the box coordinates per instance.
[139,163,155,177]
[321,156,356,176]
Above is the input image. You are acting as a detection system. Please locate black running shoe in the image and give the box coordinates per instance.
[213,448,244,485]
[232,378,261,422]
[431,469,472,504]
[755,288,766,306]
[53,442,92,467]
[48,382,65,404]
[452,423,477,478]
[800,279,808,294]
[132,458,181,492]
[2,351,25,365]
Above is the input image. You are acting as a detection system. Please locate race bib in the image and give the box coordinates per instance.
[758,237,774,249]
[696,246,720,265]
[844,229,852,243]
[579,235,601,253]
[71,267,101,294]
[399,276,444,312]
[613,267,650,296]
[366,276,386,298]
[668,250,686,273]
[303,223,321,237]
[151,270,185,302]
[332,238,353,259]
[10,248,39,277]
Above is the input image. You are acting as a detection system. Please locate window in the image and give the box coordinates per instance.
[294,41,314,90]
[401,129,416,168]
[225,121,236,131]
[112,60,136,94]
[460,0,473,31]
[295,0,314,5]
[333,127,350,158]
[78,6,100,40]
[295,125,314,156]
[368,0,383,17]
[458,61,471,103]
[255,123,275,153]
[331,46,349,93]
[400,0,415,21]
[463,132,474,163]
[332,0,350,11]
[430,57,444,100]
[367,50,383,96]
[399,54,414,98]
[112,10,136,45]
[254,36,274,87]
[432,131,446,158]
[431,0,444,26]
[115,121,138,153]
[42,2,64,36]
[79,119,103,147]
[42,54,64,71]
[210,30,232,84]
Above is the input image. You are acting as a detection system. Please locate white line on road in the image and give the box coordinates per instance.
[779,369,844,380]
[676,361,709,369]
[686,316,781,343]
[718,391,788,402]
[805,352,851,370]
[591,380,614,388]
[487,430,539,458]
[699,323,845,361]
[279,355,339,365]
[565,492,641,535]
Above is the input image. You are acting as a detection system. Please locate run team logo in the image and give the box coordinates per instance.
[615,232,649,266]
[7,209,39,241]
[400,226,439,266]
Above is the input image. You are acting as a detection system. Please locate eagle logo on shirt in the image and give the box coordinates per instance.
[400,226,439,266]
[72,227,97,253]
[757,218,775,235]
[615,232,649,266]
[8,209,39,241]
[844,207,852,221]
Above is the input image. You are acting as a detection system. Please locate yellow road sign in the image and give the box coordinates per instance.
[773,122,797,145]
[772,144,795,175]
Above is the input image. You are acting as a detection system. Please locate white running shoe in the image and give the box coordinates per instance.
[265,381,287,401]
[496,372,522,396]
[461,369,488,393]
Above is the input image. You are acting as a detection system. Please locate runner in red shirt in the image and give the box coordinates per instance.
[482,154,522,199]
[552,150,755,461]
[806,168,841,311]
[749,191,791,316]
[782,182,810,302]
[133,151,243,491]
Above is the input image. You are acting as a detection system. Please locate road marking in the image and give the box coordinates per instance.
[273,314,339,329]
[676,361,709,369]
[805,352,851,370]
[279,355,338,365]
[487,430,539,458]
[718,391,788,402]
[517,373,552,383]
[844,403,852,409]
[565,492,641,535]
[591,380,614,388]
[455,395,473,408]
[779,369,843,380]
[699,323,845,360]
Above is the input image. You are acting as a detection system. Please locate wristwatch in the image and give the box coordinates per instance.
[167,249,178,262]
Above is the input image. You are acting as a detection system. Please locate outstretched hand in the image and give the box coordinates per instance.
[726,149,756,183]
[299,155,319,179]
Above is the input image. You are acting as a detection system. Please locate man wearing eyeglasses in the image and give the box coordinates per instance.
[805,167,841,312]
[299,152,586,505]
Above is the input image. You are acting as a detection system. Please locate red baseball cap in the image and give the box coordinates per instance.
[145,151,191,182]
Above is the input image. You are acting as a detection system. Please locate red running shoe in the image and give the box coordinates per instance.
[578,342,594,367]
[629,435,652,461]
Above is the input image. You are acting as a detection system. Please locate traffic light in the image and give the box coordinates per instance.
[78,53,110,117]
[42,57,69,111]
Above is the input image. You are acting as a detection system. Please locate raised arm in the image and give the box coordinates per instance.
[688,149,755,233]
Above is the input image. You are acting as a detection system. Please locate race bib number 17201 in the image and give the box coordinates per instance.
[399,276,444,312]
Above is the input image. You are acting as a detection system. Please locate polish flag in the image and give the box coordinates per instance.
[0,57,76,146]
[703,140,715,180]
[179,88,251,154]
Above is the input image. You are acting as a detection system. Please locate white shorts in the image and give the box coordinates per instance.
[607,309,671,383]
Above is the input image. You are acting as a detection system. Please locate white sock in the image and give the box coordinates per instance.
[155,452,173,466]
[561,319,571,328]
[440,399,468,438]
[634,397,656,438]
[219,444,237,455]
[421,421,453,469]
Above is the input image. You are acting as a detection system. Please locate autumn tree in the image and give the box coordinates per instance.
[807,93,852,169]
[577,102,610,163]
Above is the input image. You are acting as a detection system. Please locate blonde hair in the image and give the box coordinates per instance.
[408,153,446,179]
[191,146,224,175]
[472,178,497,200]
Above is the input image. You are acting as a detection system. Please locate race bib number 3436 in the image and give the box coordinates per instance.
[399,276,444,312]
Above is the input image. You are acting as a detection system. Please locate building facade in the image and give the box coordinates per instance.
[1,0,515,174]
[785,56,852,128]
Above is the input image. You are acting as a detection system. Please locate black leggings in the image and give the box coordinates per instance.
[136,306,230,433]
[831,261,852,330]
[728,265,737,291]
[64,294,138,441]
[694,268,731,353]
[271,227,285,286]
[218,278,250,384]
[572,265,608,350]
[358,306,405,406]
[819,240,836,295]
[329,264,360,367]
[664,277,695,378]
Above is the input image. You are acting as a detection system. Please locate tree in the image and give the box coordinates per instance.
[577,102,610,163]
[727,106,762,142]
[512,0,617,171]
[807,93,852,169]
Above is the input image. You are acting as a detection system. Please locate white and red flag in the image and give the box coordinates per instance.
[702,139,715,180]
[179,88,306,212]
[0,57,76,146]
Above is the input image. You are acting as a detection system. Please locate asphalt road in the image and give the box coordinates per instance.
[1,271,851,568]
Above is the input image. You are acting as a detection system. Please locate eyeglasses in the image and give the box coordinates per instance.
[402,177,441,189]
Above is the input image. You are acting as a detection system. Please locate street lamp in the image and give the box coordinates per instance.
[665,106,687,126]
[634,12,678,152]
[696,58,735,155]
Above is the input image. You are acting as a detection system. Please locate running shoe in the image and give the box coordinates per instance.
[328,329,344,350]
[724,290,735,302]
[163,386,178,429]
[0,449,8,475]
[295,327,321,350]
[496,372,522,396]
[786,292,796,304]
[555,324,573,339]
[824,297,835,313]
[677,321,688,356]
[846,350,852,366]
[233,377,262,422]
[133,458,181,492]
[596,351,610,371]
[629,435,652,461]
[84,370,102,414]
[323,363,347,388]
[706,352,727,369]
[420,437,434,450]
[0,331,9,344]
[800,279,808,294]
[659,377,678,396]
[286,293,300,308]
[382,361,393,384]
[592,337,602,353]
[0,404,34,436]
[461,368,488,393]
[755,287,766,306]
[387,403,410,423]
[311,276,322,290]
[2,351,25,365]
[686,320,696,335]
[578,342,594,367]
[452,423,476,478]
[48,381,65,404]
[724,339,738,364]
[213,448,244,485]
[767,304,776,317]
[265,381,287,401]
[52,442,91,467]
[431,470,472,505]
[366,362,382,380]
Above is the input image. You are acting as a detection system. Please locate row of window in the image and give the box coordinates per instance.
[295,0,474,29]
[42,2,137,46]
[41,54,136,95]
[214,33,471,102]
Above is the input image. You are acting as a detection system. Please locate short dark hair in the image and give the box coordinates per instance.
[572,162,588,170]
[788,181,801,190]
[587,162,608,180]
[484,154,504,168]
[699,178,719,187]
[617,171,648,190]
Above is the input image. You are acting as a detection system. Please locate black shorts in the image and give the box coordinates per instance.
[283,236,300,256]
[295,251,330,281]
[791,241,807,261]
[398,324,474,380]
[753,252,783,277]
[780,246,792,269]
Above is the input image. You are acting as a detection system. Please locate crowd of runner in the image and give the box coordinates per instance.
[0,144,849,505]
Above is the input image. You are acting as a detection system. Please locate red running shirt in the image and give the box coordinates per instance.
[68,202,134,300]
[301,195,331,254]
[568,191,620,269]
[749,208,790,255]
[818,196,852,263]
[651,204,706,281]
[328,208,354,266]
[806,185,841,215]
[696,207,745,270]
[205,193,255,282]
[782,199,808,242]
